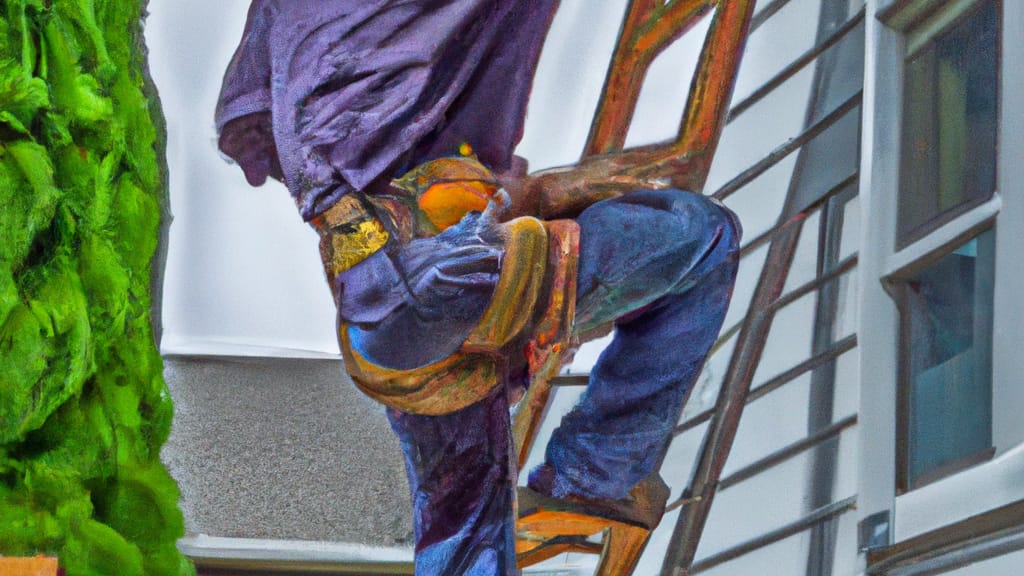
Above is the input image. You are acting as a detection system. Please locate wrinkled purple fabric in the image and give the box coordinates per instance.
[216,0,559,220]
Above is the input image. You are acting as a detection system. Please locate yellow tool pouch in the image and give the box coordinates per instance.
[315,194,391,276]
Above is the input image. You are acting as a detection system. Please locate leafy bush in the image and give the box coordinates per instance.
[0,1,192,574]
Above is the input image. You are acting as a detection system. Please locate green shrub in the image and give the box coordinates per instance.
[0,1,191,573]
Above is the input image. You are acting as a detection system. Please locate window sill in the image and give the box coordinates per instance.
[178,535,414,575]
[893,441,1024,541]
[866,499,1024,575]
[903,446,995,493]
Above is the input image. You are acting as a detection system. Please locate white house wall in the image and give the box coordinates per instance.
[147,0,1024,573]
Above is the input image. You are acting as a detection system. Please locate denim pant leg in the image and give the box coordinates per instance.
[533,189,740,500]
[382,189,739,575]
[387,390,518,576]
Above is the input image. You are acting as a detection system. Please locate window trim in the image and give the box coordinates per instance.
[883,0,990,55]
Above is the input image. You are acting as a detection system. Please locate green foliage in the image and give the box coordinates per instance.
[0,0,192,573]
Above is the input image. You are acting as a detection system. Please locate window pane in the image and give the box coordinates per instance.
[903,229,995,488]
[898,0,998,245]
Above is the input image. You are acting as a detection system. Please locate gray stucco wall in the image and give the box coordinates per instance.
[160,356,413,547]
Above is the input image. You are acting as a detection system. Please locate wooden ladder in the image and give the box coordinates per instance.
[510,1,757,573]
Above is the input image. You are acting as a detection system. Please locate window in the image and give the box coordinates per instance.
[860,0,1024,560]
[897,0,998,247]
[883,0,1002,493]
[891,228,996,492]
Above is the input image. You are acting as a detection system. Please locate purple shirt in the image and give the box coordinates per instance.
[217,0,560,369]
[216,0,559,221]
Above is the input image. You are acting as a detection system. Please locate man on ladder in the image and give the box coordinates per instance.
[216,1,742,574]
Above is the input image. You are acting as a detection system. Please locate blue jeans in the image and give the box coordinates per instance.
[386,190,740,575]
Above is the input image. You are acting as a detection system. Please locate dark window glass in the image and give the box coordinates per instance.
[900,229,995,489]
[898,0,998,246]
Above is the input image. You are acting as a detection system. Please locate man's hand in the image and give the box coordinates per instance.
[218,112,284,186]
[494,147,699,221]
[492,155,538,222]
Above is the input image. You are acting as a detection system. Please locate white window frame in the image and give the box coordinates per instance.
[858,0,1024,551]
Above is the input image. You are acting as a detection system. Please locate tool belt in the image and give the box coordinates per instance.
[312,149,580,415]
[338,216,580,415]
